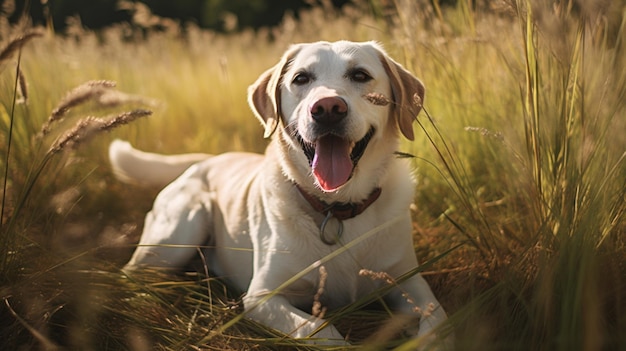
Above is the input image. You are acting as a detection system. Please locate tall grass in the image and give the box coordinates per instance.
[394,0,626,349]
[0,0,624,350]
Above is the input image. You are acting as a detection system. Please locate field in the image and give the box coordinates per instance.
[1,0,625,350]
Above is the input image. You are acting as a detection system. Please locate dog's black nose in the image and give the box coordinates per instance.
[310,97,348,124]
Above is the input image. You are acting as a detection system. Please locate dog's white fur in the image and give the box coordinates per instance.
[110,41,447,345]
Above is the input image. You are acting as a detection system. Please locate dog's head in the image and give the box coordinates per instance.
[248,41,424,193]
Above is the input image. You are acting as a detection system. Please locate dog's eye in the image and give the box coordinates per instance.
[292,72,312,85]
[349,69,372,83]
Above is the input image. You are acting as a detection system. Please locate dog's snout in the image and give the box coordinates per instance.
[310,97,348,124]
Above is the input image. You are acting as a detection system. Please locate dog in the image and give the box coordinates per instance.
[109,40,448,346]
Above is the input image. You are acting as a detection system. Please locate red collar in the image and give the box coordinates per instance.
[295,184,382,221]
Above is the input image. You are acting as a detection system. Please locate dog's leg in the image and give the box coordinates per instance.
[124,164,212,270]
[243,293,349,345]
[387,274,451,348]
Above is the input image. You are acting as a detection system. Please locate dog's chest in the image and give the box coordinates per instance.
[287,256,380,312]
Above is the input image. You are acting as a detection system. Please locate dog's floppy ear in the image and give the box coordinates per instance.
[248,44,302,138]
[376,47,425,141]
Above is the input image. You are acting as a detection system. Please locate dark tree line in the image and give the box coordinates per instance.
[2,0,351,33]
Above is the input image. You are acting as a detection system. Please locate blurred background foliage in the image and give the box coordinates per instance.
[3,0,354,32]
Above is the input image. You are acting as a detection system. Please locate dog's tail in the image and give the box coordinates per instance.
[108,139,211,188]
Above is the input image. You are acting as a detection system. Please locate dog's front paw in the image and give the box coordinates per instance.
[258,320,350,346]
[290,321,350,346]
[414,324,454,351]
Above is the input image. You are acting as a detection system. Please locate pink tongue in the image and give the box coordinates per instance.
[312,135,353,191]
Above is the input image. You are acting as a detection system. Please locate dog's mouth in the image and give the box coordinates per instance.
[297,127,375,191]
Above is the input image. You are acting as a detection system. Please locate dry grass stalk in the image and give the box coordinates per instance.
[40,80,117,137]
[48,109,151,154]
[16,66,28,104]
[4,298,60,350]
[464,126,505,142]
[97,90,159,109]
[363,92,391,106]
[412,93,422,108]
[359,269,428,316]
[0,31,43,66]
[364,314,420,345]
[359,268,396,284]
[312,265,327,318]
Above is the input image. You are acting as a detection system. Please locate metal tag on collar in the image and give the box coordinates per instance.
[319,211,343,245]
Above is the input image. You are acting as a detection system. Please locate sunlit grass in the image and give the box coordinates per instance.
[0,0,624,350]
[397,0,626,349]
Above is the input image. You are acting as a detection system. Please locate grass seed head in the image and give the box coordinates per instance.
[97,90,159,109]
[16,67,28,104]
[99,109,152,131]
[359,269,396,285]
[41,80,118,137]
[360,269,427,318]
[363,92,391,106]
[0,31,43,66]
[464,126,504,142]
[48,117,100,154]
[312,265,328,318]
[412,93,422,108]
[48,109,151,154]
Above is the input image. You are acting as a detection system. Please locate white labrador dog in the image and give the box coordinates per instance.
[110,40,448,346]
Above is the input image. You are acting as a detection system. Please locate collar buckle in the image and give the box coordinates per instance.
[295,184,382,245]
